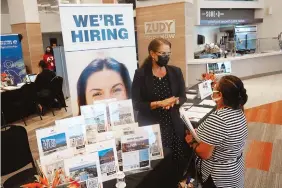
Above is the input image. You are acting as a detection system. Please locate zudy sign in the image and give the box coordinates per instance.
[144,20,175,39]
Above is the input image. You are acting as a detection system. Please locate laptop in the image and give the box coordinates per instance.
[25,74,37,83]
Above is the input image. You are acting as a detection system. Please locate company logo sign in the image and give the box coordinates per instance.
[144,20,175,39]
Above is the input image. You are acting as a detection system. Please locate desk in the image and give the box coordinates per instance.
[1,86,35,124]
[185,85,216,128]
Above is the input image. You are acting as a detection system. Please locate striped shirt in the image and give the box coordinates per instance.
[196,108,248,188]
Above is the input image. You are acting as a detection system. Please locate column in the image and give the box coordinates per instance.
[8,0,43,74]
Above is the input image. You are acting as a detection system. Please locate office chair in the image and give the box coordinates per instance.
[1,125,37,187]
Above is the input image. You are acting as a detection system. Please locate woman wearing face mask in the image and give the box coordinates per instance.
[43,46,56,71]
[132,38,187,159]
[185,75,248,188]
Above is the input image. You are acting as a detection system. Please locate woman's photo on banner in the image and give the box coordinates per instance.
[77,57,132,110]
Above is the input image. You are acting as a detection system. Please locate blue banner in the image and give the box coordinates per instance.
[1,34,26,84]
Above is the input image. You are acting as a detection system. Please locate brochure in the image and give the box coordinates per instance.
[36,125,68,158]
[93,98,117,131]
[40,149,74,183]
[108,99,135,127]
[198,80,213,100]
[96,139,119,182]
[80,104,108,144]
[137,124,164,161]
[121,132,150,172]
[112,123,139,166]
[64,153,103,188]
[180,108,201,142]
[85,132,115,155]
[55,116,86,155]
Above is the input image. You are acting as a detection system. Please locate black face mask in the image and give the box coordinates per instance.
[156,55,170,67]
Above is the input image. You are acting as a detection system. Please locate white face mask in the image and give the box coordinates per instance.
[211,91,221,102]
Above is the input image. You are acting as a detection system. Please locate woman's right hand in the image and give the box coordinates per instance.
[159,96,179,109]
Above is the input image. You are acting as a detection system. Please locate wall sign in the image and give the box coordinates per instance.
[144,20,175,39]
[200,9,256,25]
[206,61,232,75]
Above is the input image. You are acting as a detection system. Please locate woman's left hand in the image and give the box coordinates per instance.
[185,131,194,146]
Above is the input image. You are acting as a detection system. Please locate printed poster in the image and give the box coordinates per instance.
[59,4,137,116]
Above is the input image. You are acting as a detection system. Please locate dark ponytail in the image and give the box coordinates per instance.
[141,38,171,68]
[219,75,248,110]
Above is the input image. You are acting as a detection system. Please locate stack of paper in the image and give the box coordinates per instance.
[199,100,216,107]
[187,89,198,94]
[189,106,213,113]
[186,94,197,100]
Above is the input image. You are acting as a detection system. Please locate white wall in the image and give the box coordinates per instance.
[1,14,12,34]
[39,13,62,33]
[256,0,282,38]
[194,26,220,52]
[136,0,193,8]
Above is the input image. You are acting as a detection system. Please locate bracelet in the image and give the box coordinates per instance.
[193,143,199,151]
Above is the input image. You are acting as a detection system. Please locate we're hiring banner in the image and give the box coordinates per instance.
[1,34,26,84]
[59,4,137,115]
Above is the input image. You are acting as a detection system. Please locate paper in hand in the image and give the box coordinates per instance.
[180,108,201,142]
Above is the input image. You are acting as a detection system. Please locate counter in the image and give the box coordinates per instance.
[186,51,282,86]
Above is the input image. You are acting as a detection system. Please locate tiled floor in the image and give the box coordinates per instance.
[243,74,282,187]
[2,74,282,187]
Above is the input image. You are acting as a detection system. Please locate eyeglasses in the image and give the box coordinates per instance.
[156,51,172,56]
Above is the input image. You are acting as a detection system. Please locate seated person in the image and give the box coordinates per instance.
[35,60,56,94]
[35,60,56,113]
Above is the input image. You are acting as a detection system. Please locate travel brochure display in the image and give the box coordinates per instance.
[81,104,108,144]
[36,126,69,158]
[94,98,117,131]
[35,99,162,186]
[40,149,74,183]
[64,153,103,188]
[113,123,139,166]
[121,132,150,172]
[96,139,119,182]
[137,125,164,161]
[55,116,86,155]
[109,99,135,127]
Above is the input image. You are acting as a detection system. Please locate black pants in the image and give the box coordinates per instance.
[202,176,217,188]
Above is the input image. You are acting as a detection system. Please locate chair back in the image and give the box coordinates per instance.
[50,76,63,95]
[1,125,35,176]
[20,83,37,103]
